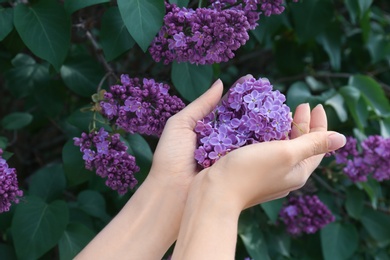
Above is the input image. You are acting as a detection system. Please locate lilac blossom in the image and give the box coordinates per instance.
[279,195,335,236]
[73,128,139,195]
[194,76,292,168]
[334,135,390,182]
[149,1,298,65]
[100,75,185,137]
[0,148,23,213]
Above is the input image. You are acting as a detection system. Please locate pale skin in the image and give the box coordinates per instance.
[76,77,346,260]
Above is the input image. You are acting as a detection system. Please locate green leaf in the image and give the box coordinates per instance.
[60,57,105,97]
[0,136,8,149]
[345,187,364,219]
[290,0,333,41]
[64,0,109,14]
[286,81,311,111]
[67,109,108,132]
[77,190,110,221]
[265,230,290,258]
[14,0,71,71]
[1,112,33,130]
[260,198,283,224]
[379,116,390,138]
[359,178,381,209]
[29,164,67,202]
[349,75,390,117]
[171,62,213,101]
[0,244,17,260]
[126,134,153,184]
[358,0,373,18]
[339,86,368,130]
[251,14,286,45]
[169,0,189,7]
[4,53,49,98]
[0,8,14,41]
[101,7,135,61]
[238,209,270,260]
[59,223,95,260]
[345,0,359,24]
[316,21,343,71]
[325,93,348,123]
[367,31,390,64]
[305,76,329,92]
[361,208,390,247]
[360,9,371,43]
[62,140,92,187]
[321,222,358,260]
[12,196,69,260]
[118,0,165,52]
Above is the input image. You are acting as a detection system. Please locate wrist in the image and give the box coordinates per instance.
[172,171,241,259]
[198,165,246,213]
[189,169,243,218]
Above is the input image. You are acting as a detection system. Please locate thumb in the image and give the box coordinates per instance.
[290,131,346,162]
[176,79,223,127]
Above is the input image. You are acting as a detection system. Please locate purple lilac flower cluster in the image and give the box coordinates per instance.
[100,74,185,137]
[279,195,335,236]
[0,148,23,213]
[194,77,292,168]
[334,135,390,182]
[73,128,139,195]
[149,0,297,65]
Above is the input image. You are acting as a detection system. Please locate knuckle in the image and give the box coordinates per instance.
[311,137,326,156]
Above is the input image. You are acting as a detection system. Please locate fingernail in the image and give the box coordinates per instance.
[211,78,222,88]
[328,133,346,151]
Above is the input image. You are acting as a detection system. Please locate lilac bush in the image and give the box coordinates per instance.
[334,135,390,182]
[73,128,139,195]
[194,76,292,168]
[149,0,297,65]
[0,148,23,213]
[279,195,335,236]
[74,75,185,194]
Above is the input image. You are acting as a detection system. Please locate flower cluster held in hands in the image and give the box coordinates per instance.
[194,76,292,168]
[149,0,298,65]
[74,128,139,195]
[279,195,335,236]
[100,74,185,137]
[0,148,23,213]
[334,135,390,182]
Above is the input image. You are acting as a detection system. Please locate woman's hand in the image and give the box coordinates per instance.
[149,76,252,190]
[76,77,252,260]
[172,103,346,260]
[196,103,346,212]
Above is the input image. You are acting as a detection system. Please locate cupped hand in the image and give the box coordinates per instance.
[149,76,252,190]
[198,103,346,211]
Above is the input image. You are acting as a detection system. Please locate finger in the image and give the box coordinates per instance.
[309,104,327,132]
[175,79,224,128]
[291,103,310,139]
[289,131,346,163]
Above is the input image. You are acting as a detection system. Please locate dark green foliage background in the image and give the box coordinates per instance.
[0,0,390,259]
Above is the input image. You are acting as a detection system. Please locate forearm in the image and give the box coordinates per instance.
[76,175,187,260]
[172,174,241,260]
